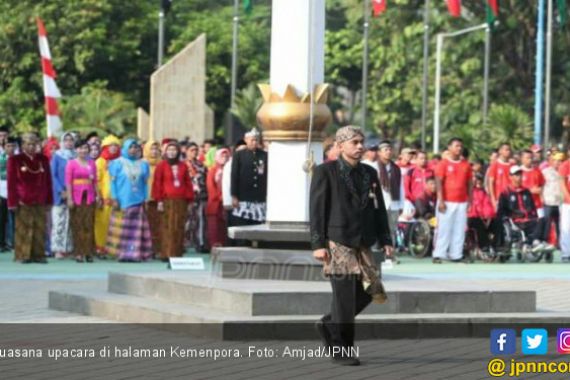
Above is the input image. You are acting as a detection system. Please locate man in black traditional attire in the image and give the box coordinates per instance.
[310,126,393,366]
[230,128,268,226]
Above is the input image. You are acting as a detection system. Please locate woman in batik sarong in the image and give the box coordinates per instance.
[143,139,162,257]
[108,139,151,262]
[50,132,76,259]
[66,139,100,262]
[152,141,194,261]
[185,142,209,252]
[206,148,230,248]
[7,133,53,263]
[94,135,121,257]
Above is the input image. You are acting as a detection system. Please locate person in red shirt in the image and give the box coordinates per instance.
[414,176,437,220]
[486,143,513,210]
[206,148,230,248]
[433,137,473,263]
[404,150,434,203]
[467,173,495,253]
[7,133,53,263]
[521,149,545,213]
[152,141,195,261]
[559,148,570,262]
[396,147,416,176]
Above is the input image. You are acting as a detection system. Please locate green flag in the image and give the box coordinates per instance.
[243,0,252,14]
[486,6,496,28]
[558,0,567,26]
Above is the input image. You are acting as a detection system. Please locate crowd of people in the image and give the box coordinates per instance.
[2,123,570,265]
[2,127,267,264]
[326,137,570,263]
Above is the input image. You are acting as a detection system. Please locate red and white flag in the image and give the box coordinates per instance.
[447,0,461,17]
[372,0,387,17]
[36,17,63,137]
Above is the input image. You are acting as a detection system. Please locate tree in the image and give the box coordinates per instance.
[60,82,135,137]
[231,83,263,131]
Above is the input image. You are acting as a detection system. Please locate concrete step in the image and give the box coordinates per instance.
[48,289,567,340]
[107,272,535,316]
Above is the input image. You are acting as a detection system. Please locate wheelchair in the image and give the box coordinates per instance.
[493,218,554,263]
[396,218,433,258]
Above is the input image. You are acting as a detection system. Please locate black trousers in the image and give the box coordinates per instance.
[322,274,372,350]
[468,217,491,249]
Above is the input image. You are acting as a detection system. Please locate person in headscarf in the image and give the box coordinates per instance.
[43,137,60,161]
[152,141,194,260]
[206,148,230,248]
[94,135,121,257]
[50,132,76,259]
[107,139,151,262]
[143,139,162,256]
[185,142,209,253]
[66,139,100,262]
[7,133,53,263]
[89,143,100,161]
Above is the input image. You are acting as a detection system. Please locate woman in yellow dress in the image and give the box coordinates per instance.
[94,135,121,257]
[143,140,162,257]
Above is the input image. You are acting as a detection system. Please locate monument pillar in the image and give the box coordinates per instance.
[257,0,331,224]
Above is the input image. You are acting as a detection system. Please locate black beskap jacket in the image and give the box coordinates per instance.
[309,158,392,250]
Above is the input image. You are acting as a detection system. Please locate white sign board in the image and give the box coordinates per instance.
[169,257,205,271]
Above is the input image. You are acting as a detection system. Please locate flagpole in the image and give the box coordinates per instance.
[158,9,165,67]
[544,0,554,146]
[361,0,370,133]
[421,0,430,151]
[230,0,240,109]
[433,23,488,153]
[482,25,491,124]
[534,0,546,145]
[433,34,443,154]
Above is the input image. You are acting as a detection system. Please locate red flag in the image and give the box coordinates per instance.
[372,0,386,17]
[447,0,461,17]
[487,0,499,16]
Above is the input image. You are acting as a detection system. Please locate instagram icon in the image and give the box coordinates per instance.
[557,329,570,354]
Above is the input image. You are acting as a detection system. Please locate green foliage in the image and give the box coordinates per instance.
[231,83,263,131]
[61,81,135,137]
[1,0,570,153]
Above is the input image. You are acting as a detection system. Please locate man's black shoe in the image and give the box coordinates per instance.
[21,259,33,264]
[331,356,360,366]
[315,318,332,349]
[34,258,48,264]
[432,258,442,264]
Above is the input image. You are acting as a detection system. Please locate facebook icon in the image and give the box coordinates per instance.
[490,329,516,355]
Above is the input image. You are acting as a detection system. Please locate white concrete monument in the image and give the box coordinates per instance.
[257,0,331,224]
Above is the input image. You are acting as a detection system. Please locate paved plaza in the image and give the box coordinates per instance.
[1,250,570,379]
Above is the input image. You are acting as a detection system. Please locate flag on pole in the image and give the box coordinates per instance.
[243,0,252,14]
[486,0,499,27]
[36,17,63,138]
[160,0,172,15]
[557,0,567,26]
[447,0,461,17]
[372,0,387,17]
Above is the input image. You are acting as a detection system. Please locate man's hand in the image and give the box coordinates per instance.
[111,199,119,211]
[313,249,330,264]
[232,196,239,209]
[67,199,74,210]
[384,245,394,258]
[438,200,446,213]
[157,202,164,212]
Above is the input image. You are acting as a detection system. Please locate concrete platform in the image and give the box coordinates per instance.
[212,246,385,281]
[48,271,539,339]
[228,224,310,242]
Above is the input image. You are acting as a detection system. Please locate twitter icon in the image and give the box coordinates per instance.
[522,329,548,355]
